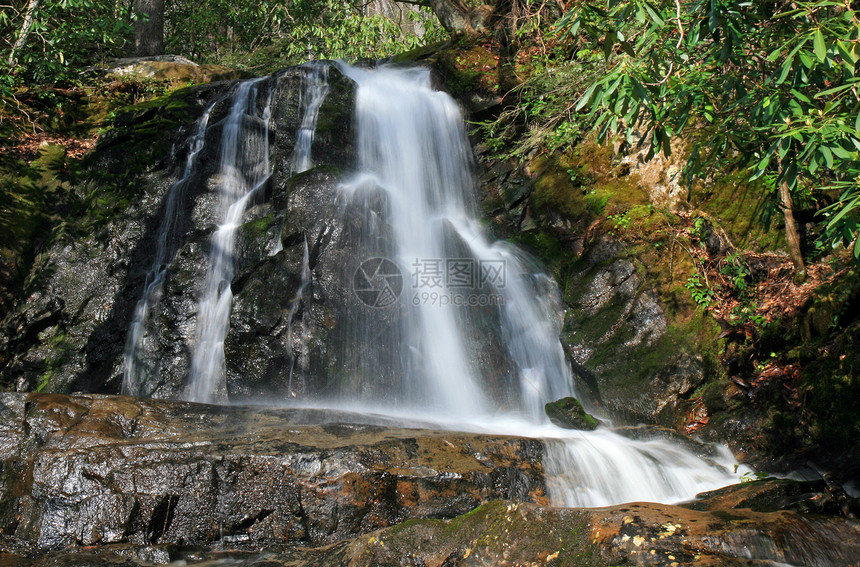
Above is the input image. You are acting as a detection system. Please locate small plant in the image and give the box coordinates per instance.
[690,217,708,248]
[740,470,773,483]
[607,210,631,231]
[720,251,752,296]
[685,273,715,308]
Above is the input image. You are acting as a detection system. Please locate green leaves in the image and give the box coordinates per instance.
[813,28,827,62]
[163,0,444,68]
[562,0,860,261]
[2,0,132,84]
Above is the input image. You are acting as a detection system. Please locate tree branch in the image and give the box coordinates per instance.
[7,0,40,69]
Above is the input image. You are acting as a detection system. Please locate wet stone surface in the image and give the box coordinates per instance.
[0,393,546,552]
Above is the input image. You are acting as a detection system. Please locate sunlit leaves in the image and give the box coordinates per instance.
[560,0,860,260]
[164,0,445,66]
[2,0,132,84]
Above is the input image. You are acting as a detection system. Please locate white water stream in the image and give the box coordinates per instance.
[123,102,215,397]
[334,62,743,506]
[131,61,744,507]
[290,62,330,174]
[187,78,273,403]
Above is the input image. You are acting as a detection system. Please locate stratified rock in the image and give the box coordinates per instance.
[683,477,860,517]
[324,497,860,566]
[3,473,858,566]
[0,393,546,551]
[545,397,598,431]
[562,238,708,426]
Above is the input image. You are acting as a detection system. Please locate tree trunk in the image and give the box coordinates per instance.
[134,0,164,56]
[779,178,807,281]
[396,0,492,34]
[7,0,41,69]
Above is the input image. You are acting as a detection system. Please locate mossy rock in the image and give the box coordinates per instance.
[545,397,599,430]
[106,59,245,84]
[334,500,605,566]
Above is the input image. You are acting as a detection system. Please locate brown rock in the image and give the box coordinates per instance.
[0,393,545,551]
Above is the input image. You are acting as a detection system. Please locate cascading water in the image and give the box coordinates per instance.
[337,64,490,416]
[123,102,215,397]
[272,63,329,258]
[290,63,330,174]
[131,60,742,507]
[187,78,274,403]
[333,62,741,505]
[286,237,312,397]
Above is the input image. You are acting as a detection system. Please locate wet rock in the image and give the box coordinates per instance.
[0,63,357,397]
[321,500,603,566]
[589,500,860,566]
[561,238,708,425]
[545,397,598,431]
[611,425,718,459]
[684,477,860,517]
[0,393,546,552]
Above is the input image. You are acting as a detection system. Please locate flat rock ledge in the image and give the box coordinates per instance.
[0,393,545,551]
[3,498,859,566]
[2,394,858,566]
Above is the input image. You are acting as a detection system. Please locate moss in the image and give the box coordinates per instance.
[794,323,860,453]
[531,142,650,226]
[0,144,75,310]
[533,160,588,218]
[240,215,279,245]
[430,37,502,98]
[691,171,785,252]
[359,501,606,566]
[545,397,599,430]
[508,229,580,283]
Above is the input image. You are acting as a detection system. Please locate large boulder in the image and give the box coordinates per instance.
[545,397,598,430]
[0,393,546,551]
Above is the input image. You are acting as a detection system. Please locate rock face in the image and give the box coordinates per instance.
[561,238,709,425]
[4,496,858,566]
[544,397,598,430]
[0,63,356,398]
[590,500,860,566]
[0,393,546,551]
[477,149,712,427]
[2,393,858,566]
[324,493,860,566]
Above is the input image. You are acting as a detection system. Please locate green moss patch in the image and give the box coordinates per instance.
[345,501,606,566]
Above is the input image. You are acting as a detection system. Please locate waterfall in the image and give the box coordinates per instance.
[286,236,311,397]
[335,62,741,506]
[290,63,330,174]
[187,78,274,403]
[128,60,741,507]
[336,63,490,416]
[122,102,215,397]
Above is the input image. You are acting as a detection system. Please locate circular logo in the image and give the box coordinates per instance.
[353,257,403,308]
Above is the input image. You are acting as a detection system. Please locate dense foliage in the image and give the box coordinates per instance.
[163,0,446,70]
[480,1,860,266]
[559,0,860,264]
[1,0,132,86]
[1,0,446,88]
